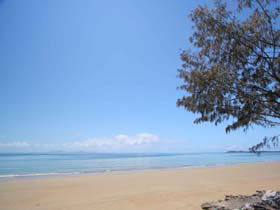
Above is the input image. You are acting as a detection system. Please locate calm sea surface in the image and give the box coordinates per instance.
[1,152,280,178]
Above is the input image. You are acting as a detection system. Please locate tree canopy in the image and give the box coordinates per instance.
[177,0,280,151]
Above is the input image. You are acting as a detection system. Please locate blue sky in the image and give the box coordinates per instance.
[0,0,278,153]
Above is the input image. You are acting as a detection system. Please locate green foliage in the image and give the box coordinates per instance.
[178,0,280,150]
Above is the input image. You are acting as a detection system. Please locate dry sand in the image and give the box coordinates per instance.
[1,162,280,210]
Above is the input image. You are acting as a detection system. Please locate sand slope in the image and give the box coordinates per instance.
[1,162,280,210]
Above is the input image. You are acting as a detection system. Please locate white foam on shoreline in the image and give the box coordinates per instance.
[0,172,81,178]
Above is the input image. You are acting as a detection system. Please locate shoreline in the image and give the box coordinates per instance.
[1,159,280,181]
[1,161,280,210]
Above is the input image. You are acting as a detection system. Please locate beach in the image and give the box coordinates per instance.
[1,162,280,210]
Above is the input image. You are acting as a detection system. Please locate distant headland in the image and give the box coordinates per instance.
[226,150,280,153]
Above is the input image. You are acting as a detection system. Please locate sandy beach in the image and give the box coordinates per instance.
[0,162,280,210]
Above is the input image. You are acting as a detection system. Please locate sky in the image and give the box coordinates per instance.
[0,0,278,153]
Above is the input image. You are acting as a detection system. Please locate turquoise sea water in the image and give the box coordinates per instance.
[1,152,280,178]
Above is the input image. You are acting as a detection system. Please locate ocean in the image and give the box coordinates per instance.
[1,152,280,178]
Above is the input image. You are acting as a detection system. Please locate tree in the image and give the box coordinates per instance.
[177,0,280,151]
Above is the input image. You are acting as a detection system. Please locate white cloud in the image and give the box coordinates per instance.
[0,133,160,151]
[0,141,32,148]
[63,133,159,149]
[226,145,245,151]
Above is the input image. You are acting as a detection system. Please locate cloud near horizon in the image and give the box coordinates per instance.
[0,141,32,148]
[0,133,160,151]
[0,134,247,153]
[63,133,159,149]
